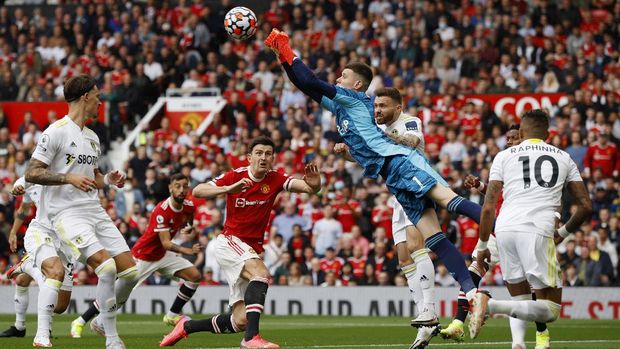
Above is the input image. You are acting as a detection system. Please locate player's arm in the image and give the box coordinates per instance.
[463,175,487,194]
[333,143,355,162]
[388,133,421,149]
[8,201,32,252]
[192,178,253,198]
[94,168,126,189]
[265,29,336,104]
[477,180,502,264]
[287,162,321,194]
[557,181,592,240]
[158,228,201,255]
[26,158,96,192]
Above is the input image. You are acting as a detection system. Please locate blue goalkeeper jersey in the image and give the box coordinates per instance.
[320,86,413,178]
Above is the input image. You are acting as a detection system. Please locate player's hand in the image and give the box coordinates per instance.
[476,248,491,267]
[464,175,481,190]
[553,230,564,245]
[66,173,98,192]
[107,170,126,188]
[303,162,321,190]
[264,28,282,53]
[11,185,25,196]
[190,243,202,255]
[333,143,349,154]
[8,231,17,252]
[227,178,253,194]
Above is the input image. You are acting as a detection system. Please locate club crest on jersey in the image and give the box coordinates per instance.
[260,184,270,194]
[156,215,164,224]
[90,141,98,154]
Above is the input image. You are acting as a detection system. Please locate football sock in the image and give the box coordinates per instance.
[114,266,139,308]
[509,295,529,349]
[14,285,29,331]
[78,303,100,324]
[447,196,481,224]
[425,233,476,293]
[244,277,269,341]
[169,282,199,316]
[185,314,241,334]
[532,293,548,332]
[455,291,469,323]
[412,249,435,312]
[36,279,61,338]
[488,299,560,323]
[401,263,424,314]
[94,259,118,338]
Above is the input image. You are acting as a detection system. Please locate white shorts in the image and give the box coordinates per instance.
[214,234,261,305]
[53,207,129,260]
[473,234,500,269]
[496,231,562,289]
[392,202,413,245]
[134,251,195,286]
[23,221,75,291]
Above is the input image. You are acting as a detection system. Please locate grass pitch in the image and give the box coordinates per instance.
[0,314,618,348]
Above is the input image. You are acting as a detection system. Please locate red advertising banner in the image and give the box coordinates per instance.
[433,93,568,118]
[164,97,223,133]
[2,101,105,135]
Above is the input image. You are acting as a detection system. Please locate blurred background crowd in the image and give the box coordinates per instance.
[0,0,619,288]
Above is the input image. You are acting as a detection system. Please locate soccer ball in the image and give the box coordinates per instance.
[224,6,258,41]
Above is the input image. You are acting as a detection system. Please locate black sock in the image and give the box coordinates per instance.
[244,279,269,341]
[532,293,548,332]
[81,303,100,323]
[455,291,469,322]
[470,269,482,286]
[170,283,198,314]
[184,314,240,334]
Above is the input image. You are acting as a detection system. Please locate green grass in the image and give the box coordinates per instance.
[0,314,619,348]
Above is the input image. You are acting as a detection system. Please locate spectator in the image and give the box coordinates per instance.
[273,201,309,243]
[312,205,343,257]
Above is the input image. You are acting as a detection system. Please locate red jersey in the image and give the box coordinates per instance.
[333,200,360,233]
[211,167,293,253]
[132,198,196,261]
[457,217,479,255]
[320,257,344,277]
[584,142,619,178]
[460,113,481,137]
[371,206,393,239]
[348,256,366,279]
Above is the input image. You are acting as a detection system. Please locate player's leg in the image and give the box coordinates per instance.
[35,254,65,346]
[55,214,123,347]
[164,255,202,325]
[532,292,551,349]
[393,206,425,317]
[239,258,277,347]
[505,281,532,349]
[0,273,32,337]
[55,255,74,315]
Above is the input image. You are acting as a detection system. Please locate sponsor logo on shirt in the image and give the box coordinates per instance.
[234,198,270,208]
[65,154,98,165]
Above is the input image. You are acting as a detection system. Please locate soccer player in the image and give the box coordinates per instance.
[160,136,321,348]
[265,29,486,327]
[26,75,140,349]
[71,173,202,336]
[469,110,592,340]
[335,87,438,348]
[442,125,553,349]
[0,177,74,346]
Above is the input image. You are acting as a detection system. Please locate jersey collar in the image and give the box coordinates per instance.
[248,168,265,182]
[167,197,182,212]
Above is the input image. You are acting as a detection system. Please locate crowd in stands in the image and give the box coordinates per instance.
[0,0,619,288]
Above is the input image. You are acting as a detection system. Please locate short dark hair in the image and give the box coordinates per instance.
[249,136,275,152]
[170,173,189,183]
[374,87,402,105]
[521,109,549,131]
[508,124,520,131]
[64,75,97,103]
[345,62,373,91]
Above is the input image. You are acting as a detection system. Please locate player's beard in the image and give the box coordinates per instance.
[173,195,185,204]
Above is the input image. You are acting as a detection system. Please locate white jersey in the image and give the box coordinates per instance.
[489,138,582,237]
[378,113,425,154]
[31,115,102,219]
[380,113,426,226]
[14,177,53,230]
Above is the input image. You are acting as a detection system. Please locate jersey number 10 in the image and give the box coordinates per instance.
[518,155,559,189]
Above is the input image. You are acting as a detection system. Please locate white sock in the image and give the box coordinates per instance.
[489,299,560,323]
[14,286,29,330]
[114,266,139,308]
[36,279,61,338]
[509,295,529,348]
[23,258,44,285]
[412,249,435,312]
[402,263,424,314]
[75,317,86,325]
[94,259,118,339]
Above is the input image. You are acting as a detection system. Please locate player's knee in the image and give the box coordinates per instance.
[16,274,31,287]
[233,314,247,330]
[542,300,561,323]
[117,265,139,281]
[188,271,202,284]
[46,263,65,281]
[94,258,117,280]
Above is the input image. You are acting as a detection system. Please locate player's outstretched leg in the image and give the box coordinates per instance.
[160,312,244,347]
[410,325,441,349]
[240,276,279,348]
[441,261,484,341]
[532,292,551,349]
[71,303,99,338]
[164,267,202,326]
[409,249,438,327]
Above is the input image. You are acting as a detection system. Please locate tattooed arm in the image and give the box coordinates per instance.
[25,159,97,192]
